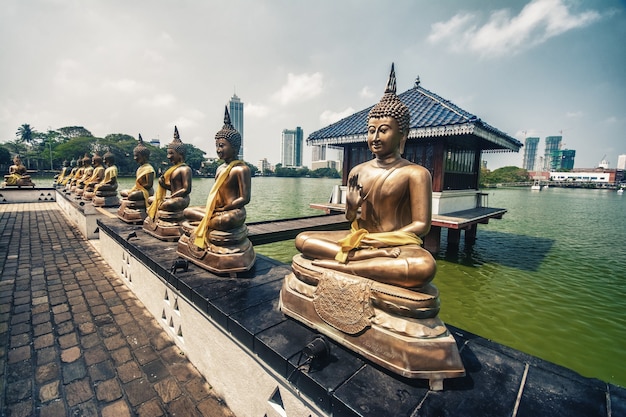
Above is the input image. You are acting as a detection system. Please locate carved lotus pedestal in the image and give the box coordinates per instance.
[117,199,148,223]
[142,210,184,241]
[176,222,255,275]
[279,254,465,391]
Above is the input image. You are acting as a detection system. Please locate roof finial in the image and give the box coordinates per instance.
[414,75,421,88]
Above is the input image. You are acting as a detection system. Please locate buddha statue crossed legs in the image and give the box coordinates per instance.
[177,107,255,274]
[280,64,464,389]
[3,155,35,188]
[143,126,192,241]
[117,135,155,223]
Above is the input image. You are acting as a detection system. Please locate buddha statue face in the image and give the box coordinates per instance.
[13,156,22,166]
[166,147,184,165]
[367,116,406,159]
[216,138,237,162]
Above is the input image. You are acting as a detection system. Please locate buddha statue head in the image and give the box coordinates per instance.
[134,134,151,160]
[92,152,103,166]
[168,126,186,159]
[368,63,410,153]
[215,106,242,155]
[104,149,115,165]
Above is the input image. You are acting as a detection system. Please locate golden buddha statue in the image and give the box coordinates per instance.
[143,126,192,241]
[55,160,71,187]
[82,152,105,200]
[177,107,255,275]
[65,158,81,191]
[280,64,464,390]
[3,155,35,188]
[73,154,93,196]
[93,150,120,207]
[117,135,155,222]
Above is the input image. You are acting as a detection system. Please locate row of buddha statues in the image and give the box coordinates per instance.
[55,65,465,387]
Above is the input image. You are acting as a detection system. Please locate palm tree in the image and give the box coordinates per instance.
[16,124,35,145]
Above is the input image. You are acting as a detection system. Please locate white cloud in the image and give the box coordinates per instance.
[428,0,602,58]
[359,86,375,99]
[136,94,177,108]
[319,107,356,126]
[245,102,271,118]
[272,72,324,105]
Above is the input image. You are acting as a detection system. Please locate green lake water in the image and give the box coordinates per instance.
[42,175,626,387]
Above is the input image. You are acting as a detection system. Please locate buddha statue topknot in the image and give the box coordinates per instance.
[279,64,465,390]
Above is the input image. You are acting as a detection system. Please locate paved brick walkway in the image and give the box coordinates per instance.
[0,203,235,417]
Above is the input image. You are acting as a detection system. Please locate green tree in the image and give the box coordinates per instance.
[480,166,530,186]
[16,124,36,145]
[54,136,97,163]
[57,126,93,140]
[184,144,207,173]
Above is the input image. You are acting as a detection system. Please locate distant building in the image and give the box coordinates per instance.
[257,158,273,174]
[311,160,339,171]
[543,136,562,170]
[229,93,244,160]
[149,139,160,147]
[312,145,326,162]
[523,137,540,171]
[554,149,576,170]
[617,154,626,170]
[281,127,303,167]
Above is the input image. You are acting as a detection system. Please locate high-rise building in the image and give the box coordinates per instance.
[544,136,562,170]
[229,94,244,160]
[617,154,626,170]
[523,137,540,171]
[312,145,326,162]
[281,127,303,167]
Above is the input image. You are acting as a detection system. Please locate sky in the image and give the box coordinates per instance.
[1,0,625,170]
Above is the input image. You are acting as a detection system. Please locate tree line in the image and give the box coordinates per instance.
[1,124,342,179]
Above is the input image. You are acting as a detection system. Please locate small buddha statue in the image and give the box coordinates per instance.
[3,155,35,188]
[279,64,464,389]
[117,135,155,223]
[82,153,105,200]
[92,150,120,207]
[55,160,71,187]
[65,158,81,191]
[177,106,255,275]
[73,154,93,196]
[142,126,192,241]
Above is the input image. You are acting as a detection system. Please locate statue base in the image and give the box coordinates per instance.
[93,194,120,208]
[142,211,184,241]
[1,179,35,188]
[82,190,95,200]
[116,199,147,223]
[279,255,465,390]
[176,223,256,275]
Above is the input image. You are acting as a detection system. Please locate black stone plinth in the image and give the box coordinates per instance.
[97,216,625,417]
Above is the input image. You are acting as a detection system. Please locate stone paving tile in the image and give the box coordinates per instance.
[0,203,235,417]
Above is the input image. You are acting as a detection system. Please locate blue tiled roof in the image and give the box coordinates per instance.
[308,85,522,151]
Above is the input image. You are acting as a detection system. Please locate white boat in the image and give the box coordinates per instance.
[531,180,542,191]
[618,188,624,195]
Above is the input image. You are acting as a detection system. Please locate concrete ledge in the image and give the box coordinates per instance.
[0,187,56,203]
[55,189,105,239]
[96,216,626,417]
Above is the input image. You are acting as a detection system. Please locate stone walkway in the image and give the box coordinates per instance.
[0,203,236,417]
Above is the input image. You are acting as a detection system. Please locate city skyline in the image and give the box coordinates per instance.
[1,0,624,170]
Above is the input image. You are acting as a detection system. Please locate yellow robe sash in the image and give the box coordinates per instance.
[129,163,155,207]
[334,219,423,263]
[147,163,184,220]
[193,160,244,249]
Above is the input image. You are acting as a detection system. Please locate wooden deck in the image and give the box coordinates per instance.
[247,214,349,245]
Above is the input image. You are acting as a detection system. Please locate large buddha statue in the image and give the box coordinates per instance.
[117,135,155,222]
[143,126,192,241]
[177,107,255,275]
[279,64,465,390]
[3,155,35,188]
[93,150,120,207]
[82,152,105,200]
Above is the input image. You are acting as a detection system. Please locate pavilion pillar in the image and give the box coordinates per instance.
[447,228,461,251]
[424,226,441,254]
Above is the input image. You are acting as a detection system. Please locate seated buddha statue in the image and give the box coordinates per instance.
[55,160,71,187]
[177,107,255,275]
[73,154,93,196]
[117,135,155,222]
[3,155,35,187]
[143,126,192,241]
[65,158,81,192]
[82,153,105,200]
[92,150,120,207]
[279,64,464,389]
